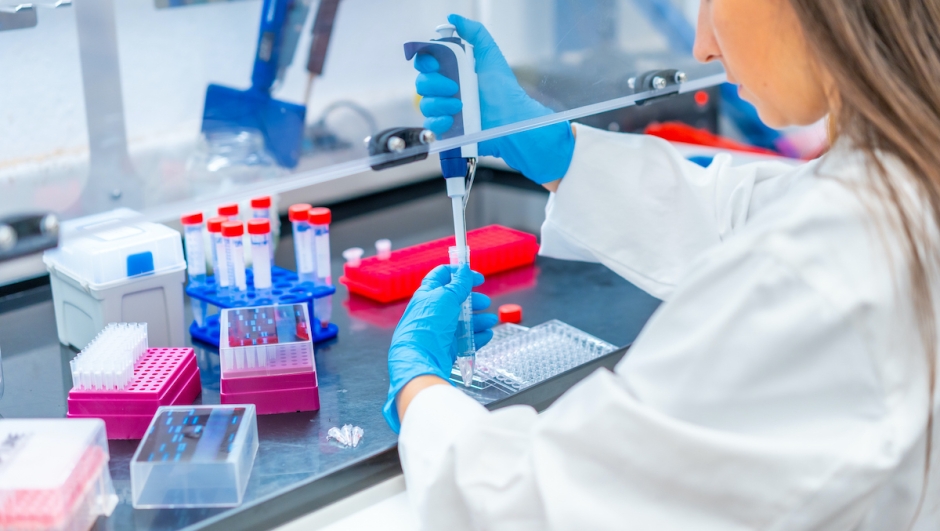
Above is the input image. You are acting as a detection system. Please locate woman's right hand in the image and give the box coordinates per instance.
[415,14,576,185]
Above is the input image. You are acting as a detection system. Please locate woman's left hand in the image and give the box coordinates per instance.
[382,264,497,433]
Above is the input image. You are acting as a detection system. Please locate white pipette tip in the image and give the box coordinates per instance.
[457,357,474,387]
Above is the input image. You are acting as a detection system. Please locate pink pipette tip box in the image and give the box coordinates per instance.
[219,304,320,415]
[67,348,202,439]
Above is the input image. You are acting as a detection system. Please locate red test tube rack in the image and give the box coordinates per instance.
[340,225,539,303]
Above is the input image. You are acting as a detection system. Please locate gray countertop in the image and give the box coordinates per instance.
[0,175,661,530]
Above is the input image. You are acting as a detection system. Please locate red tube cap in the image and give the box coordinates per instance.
[308,207,331,225]
[180,212,203,225]
[207,216,227,233]
[498,304,523,324]
[251,196,271,209]
[289,203,313,222]
[218,203,239,217]
[221,221,244,237]
[247,218,271,235]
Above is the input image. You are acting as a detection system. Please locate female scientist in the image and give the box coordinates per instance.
[384,1,940,528]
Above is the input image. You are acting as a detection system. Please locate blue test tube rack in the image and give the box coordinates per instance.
[186,266,339,347]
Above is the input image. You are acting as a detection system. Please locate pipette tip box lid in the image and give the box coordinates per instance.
[130,405,259,509]
[187,266,338,346]
[0,418,118,531]
[340,225,539,303]
[218,304,320,415]
[67,347,202,440]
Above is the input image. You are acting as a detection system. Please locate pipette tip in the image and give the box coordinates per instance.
[457,357,474,387]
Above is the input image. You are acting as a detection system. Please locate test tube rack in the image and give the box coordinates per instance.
[67,348,202,439]
[219,305,320,415]
[340,225,539,303]
[186,266,339,347]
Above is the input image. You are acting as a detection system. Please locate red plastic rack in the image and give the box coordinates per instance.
[67,348,201,439]
[340,225,539,303]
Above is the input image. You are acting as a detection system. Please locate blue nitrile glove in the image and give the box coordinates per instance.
[415,14,576,184]
[383,264,498,433]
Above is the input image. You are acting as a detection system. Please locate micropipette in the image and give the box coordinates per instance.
[404,23,482,386]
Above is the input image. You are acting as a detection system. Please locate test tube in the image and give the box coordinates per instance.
[251,196,275,258]
[218,203,240,222]
[181,212,208,327]
[289,204,316,283]
[250,196,271,219]
[207,216,229,288]
[180,213,207,282]
[248,218,273,290]
[375,238,392,260]
[309,207,333,328]
[449,246,475,387]
[343,247,364,268]
[222,221,247,292]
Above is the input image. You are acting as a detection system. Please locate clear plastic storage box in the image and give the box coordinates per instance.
[130,405,258,508]
[0,418,118,531]
[43,209,186,349]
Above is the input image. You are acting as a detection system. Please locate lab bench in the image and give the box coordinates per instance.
[0,171,661,531]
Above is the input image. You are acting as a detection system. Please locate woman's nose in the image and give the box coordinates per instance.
[693,3,721,64]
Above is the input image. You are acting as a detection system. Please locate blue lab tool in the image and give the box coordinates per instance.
[404,23,482,386]
[187,266,338,347]
[201,0,307,168]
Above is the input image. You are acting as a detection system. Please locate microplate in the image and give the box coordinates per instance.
[452,320,617,405]
[130,405,258,508]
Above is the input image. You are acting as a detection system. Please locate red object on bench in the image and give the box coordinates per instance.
[340,225,539,303]
[645,121,779,156]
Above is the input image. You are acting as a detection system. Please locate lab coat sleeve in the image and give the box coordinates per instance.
[398,248,907,531]
[539,125,797,299]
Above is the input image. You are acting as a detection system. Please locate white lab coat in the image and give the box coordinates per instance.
[398,124,940,530]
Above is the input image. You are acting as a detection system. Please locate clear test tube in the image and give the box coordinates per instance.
[181,212,208,326]
[449,245,475,386]
[222,221,247,292]
[180,213,207,283]
[309,207,333,328]
[375,238,392,260]
[248,219,273,290]
[207,216,229,288]
[289,204,316,283]
[218,203,240,222]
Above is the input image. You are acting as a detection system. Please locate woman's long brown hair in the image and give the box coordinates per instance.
[787,0,940,521]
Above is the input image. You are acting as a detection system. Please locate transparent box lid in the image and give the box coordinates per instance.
[0,418,118,530]
[42,208,185,289]
[2,0,723,234]
[219,303,317,379]
[130,404,259,508]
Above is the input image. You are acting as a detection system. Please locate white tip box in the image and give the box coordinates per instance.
[43,209,186,350]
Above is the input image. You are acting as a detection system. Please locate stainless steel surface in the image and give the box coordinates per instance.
[0,179,661,530]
